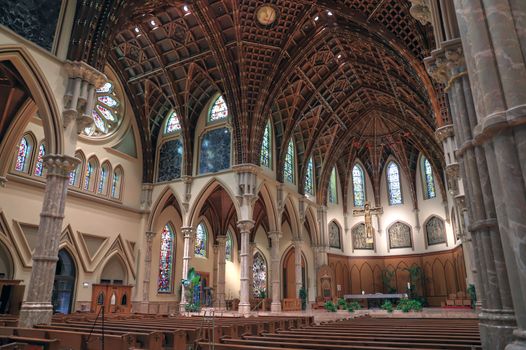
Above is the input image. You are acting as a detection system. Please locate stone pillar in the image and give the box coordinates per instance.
[269,231,282,312]
[293,238,303,298]
[248,242,256,298]
[426,39,516,349]
[316,206,328,267]
[18,61,105,328]
[179,226,195,312]
[18,155,78,327]
[141,231,157,312]
[215,236,226,309]
[212,243,219,293]
[237,220,254,314]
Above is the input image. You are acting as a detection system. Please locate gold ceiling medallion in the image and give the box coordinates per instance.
[256,5,278,27]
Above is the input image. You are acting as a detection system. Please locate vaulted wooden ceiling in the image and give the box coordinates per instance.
[68,0,449,209]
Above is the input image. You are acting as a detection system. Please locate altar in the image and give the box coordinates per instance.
[344,293,407,309]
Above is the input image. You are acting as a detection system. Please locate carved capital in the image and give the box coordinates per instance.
[409,0,431,25]
[216,235,227,245]
[435,124,455,143]
[446,163,460,179]
[43,154,79,177]
[0,176,7,187]
[145,231,157,243]
[454,195,467,212]
[425,39,467,86]
[64,61,107,88]
[268,231,282,242]
[181,226,195,238]
[237,220,255,233]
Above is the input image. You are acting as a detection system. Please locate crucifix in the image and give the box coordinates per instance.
[352,202,383,243]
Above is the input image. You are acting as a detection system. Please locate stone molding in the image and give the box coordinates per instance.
[181,226,195,238]
[145,231,156,242]
[43,154,79,177]
[268,231,282,241]
[425,39,466,88]
[435,124,454,142]
[237,220,255,233]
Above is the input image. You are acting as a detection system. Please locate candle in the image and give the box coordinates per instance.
[361,290,365,295]
[407,282,411,289]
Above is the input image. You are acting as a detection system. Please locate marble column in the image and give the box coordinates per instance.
[269,231,282,312]
[316,206,328,267]
[179,226,195,312]
[293,238,303,298]
[248,242,256,298]
[426,39,516,349]
[212,243,219,294]
[215,236,226,309]
[452,2,526,348]
[237,220,254,314]
[18,155,79,327]
[141,231,157,312]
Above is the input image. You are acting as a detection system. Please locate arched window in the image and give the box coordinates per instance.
[329,221,341,249]
[15,136,32,173]
[252,251,267,297]
[387,161,402,205]
[284,139,295,183]
[69,152,84,187]
[83,82,122,137]
[304,157,314,196]
[158,139,183,182]
[421,157,436,199]
[195,222,208,257]
[199,127,231,174]
[260,120,271,168]
[97,162,111,195]
[111,167,123,199]
[352,164,366,207]
[158,224,175,293]
[208,95,228,123]
[34,143,46,177]
[225,231,233,262]
[83,159,97,191]
[328,167,338,204]
[164,111,181,134]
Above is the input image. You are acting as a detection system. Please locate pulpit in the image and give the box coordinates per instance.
[90,284,132,314]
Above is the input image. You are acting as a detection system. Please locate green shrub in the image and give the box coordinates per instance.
[337,298,347,308]
[396,299,422,312]
[381,300,394,313]
[324,301,337,312]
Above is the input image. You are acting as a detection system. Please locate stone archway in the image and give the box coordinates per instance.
[51,249,77,314]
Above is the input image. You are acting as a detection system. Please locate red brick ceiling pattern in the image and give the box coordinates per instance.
[68,0,449,210]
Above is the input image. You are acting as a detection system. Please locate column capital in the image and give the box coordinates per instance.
[268,231,282,241]
[454,194,467,212]
[216,235,227,245]
[425,39,467,87]
[43,154,79,177]
[0,176,7,187]
[181,226,195,238]
[409,0,431,25]
[237,220,255,233]
[64,60,107,88]
[145,231,157,242]
[435,124,455,143]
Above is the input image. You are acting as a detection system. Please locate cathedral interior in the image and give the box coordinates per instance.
[0,0,525,349]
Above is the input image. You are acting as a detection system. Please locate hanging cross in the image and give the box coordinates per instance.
[352,202,383,241]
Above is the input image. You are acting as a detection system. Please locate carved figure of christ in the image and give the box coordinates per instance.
[352,202,383,241]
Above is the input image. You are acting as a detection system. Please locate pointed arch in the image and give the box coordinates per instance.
[147,185,185,231]
[158,222,176,292]
[13,132,36,173]
[327,166,338,204]
[386,160,403,205]
[111,165,124,199]
[97,161,112,195]
[99,252,128,285]
[0,47,63,179]
[69,150,85,187]
[33,141,46,177]
[283,138,295,183]
[351,162,366,207]
[304,156,315,196]
[328,220,342,249]
[260,119,272,169]
[84,156,100,192]
[420,154,437,199]
[255,181,278,232]
[252,249,268,297]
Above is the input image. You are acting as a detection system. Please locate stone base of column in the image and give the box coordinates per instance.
[19,302,53,328]
[238,303,250,314]
[505,329,526,350]
[479,309,516,350]
[138,301,150,314]
[271,302,282,313]
[179,302,187,313]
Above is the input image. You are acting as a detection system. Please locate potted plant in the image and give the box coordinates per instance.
[181,268,201,312]
[299,287,307,311]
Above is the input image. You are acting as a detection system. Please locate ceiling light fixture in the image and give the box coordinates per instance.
[327,11,333,16]
[150,20,156,26]
[337,54,342,59]
[314,16,319,21]
[183,5,189,12]
[134,27,140,33]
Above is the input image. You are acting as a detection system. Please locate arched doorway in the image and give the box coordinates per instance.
[51,249,76,314]
[0,241,14,280]
[282,247,306,299]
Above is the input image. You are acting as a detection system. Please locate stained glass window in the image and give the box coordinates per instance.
[352,164,366,207]
[83,82,122,137]
[164,111,181,134]
[158,224,175,293]
[284,139,295,183]
[252,252,267,297]
[69,156,82,187]
[34,143,46,176]
[69,168,77,186]
[15,137,31,172]
[158,139,183,182]
[328,167,337,204]
[387,161,402,205]
[97,164,109,194]
[195,222,208,257]
[199,127,231,174]
[225,231,233,262]
[208,95,228,122]
[260,120,271,168]
[84,162,93,190]
[111,168,122,199]
[422,157,436,199]
[329,221,341,249]
[304,157,314,196]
